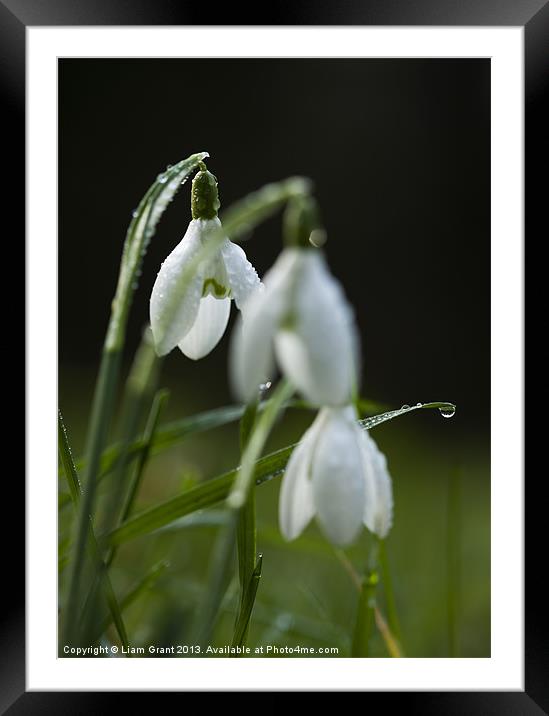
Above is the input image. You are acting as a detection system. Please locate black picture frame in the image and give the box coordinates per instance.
[2,0,542,710]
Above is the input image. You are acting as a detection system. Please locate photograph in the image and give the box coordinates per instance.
[57,57,491,660]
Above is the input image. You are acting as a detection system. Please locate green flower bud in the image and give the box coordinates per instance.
[191,162,220,219]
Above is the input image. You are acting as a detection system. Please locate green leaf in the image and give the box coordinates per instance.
[355,398,390,417]
[104,442,296,547]
[119,389,170,524]
[239,400,259,454]
[228,380,294,509]
[58,412,83,504]
[58,411,129,649]
[91,561,169,642]
[232,555,263,649]
[236,398,259,646]
[359,401,456,431]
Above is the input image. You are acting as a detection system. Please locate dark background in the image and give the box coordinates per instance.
[59,58,490,438]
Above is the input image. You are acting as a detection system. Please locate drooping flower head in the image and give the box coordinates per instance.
[230,197,359,407]
[279,405,394,546]
[150,164,261,359]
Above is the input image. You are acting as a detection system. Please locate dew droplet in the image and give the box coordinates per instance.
[132,209,139,218]
[157,173,168,184]
[439,405,456,419]
[401,404,410,411]
[259,381,272,396]
[416,402,422,407]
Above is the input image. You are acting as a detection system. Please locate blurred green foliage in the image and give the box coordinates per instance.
[59,361,489,658]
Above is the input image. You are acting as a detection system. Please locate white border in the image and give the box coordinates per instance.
[27,27,524,691]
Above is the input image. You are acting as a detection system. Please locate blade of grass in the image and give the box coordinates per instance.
[447,466,461,657]
[359,401,455,431]
[235,398,259,646]
[119,389,169,526]
[58,411,129,649]
[98,326,162,537]
[91,560,169,642]
[231,555,263,649]
[63,151,208,644]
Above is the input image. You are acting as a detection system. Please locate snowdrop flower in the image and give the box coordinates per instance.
[279,405,393,546]
[150,165,261,359]
[230,199,358,406]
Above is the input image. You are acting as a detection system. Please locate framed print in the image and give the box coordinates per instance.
[2,0,543,710]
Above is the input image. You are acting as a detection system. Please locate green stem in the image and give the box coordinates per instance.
[235,399,259,647]
[378,540,403,646]
[334,547,402,658]
[351,538,380,657]
[194,380,294,647]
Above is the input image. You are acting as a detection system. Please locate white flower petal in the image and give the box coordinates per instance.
[311,407,366,546]
[220,240,261,311]
[278,413,326,540]
[178,295,231,360]
[361,432,394,539]
[274,251,358,406]
[229,250,298,403]
[150,219,211,356]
